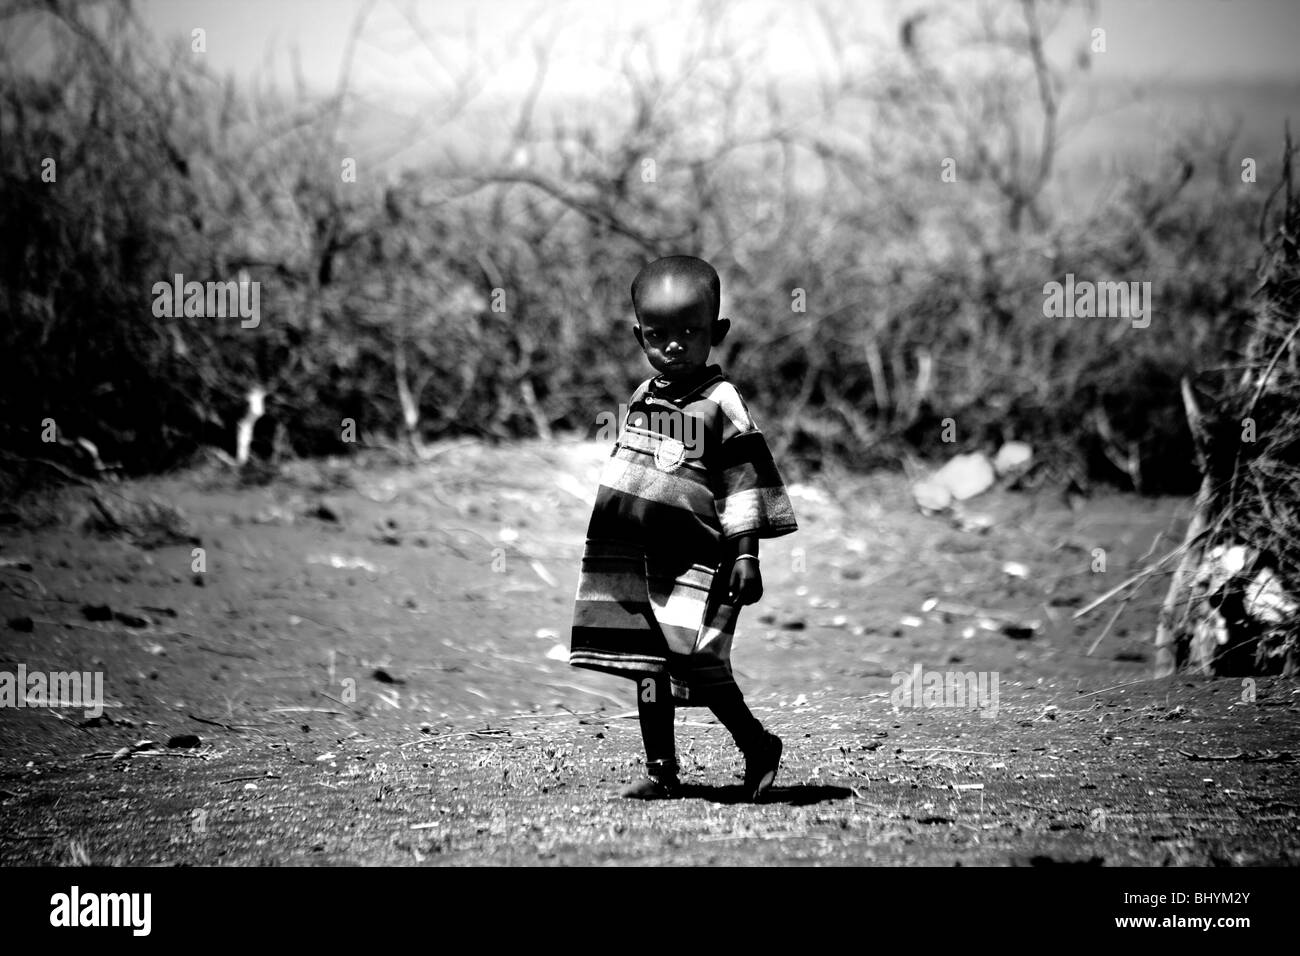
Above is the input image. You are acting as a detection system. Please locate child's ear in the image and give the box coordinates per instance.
[710,318,731,346]
[633,323,645,349]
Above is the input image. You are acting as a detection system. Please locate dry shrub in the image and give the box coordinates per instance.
[1160,135,1300,675]
[0,1,1272,495]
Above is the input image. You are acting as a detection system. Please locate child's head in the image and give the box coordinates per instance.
[630,255,730,381]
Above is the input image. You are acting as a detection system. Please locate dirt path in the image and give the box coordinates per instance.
[1,440,1296,865]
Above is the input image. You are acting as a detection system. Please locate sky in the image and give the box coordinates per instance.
[127,0,1300,100]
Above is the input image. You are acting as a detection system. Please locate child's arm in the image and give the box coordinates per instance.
[727,533,762,606]
[711,384,798,544]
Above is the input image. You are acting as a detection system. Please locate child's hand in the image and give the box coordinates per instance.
[727,558,763,606]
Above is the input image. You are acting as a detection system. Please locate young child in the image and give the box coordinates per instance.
[570,254,798,801]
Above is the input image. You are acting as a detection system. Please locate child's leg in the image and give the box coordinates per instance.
[707,686,767,753]
[635,674,677,779]
[710,684,783,800]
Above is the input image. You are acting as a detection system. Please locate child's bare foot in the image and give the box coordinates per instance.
[619,775,681,799]
[620,759,680,799]
[743,731,783,801]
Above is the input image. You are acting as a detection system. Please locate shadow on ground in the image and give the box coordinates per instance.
[675,784,855,806]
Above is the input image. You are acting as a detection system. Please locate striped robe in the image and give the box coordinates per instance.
[570,365,798,705]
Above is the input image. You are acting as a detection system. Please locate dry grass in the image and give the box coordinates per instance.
[1171,134,1300,673]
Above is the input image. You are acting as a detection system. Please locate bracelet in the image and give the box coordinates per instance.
[734,554,759,563]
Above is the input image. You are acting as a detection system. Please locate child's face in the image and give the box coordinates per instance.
[633,281,728,381]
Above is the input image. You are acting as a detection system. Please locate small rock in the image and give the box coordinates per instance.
[914,452,996,513]
[954,513,994,534]
[167,734,201,748]
[7,616,34,632]
[912,479,952,513]
[307,503,339,523]
[780,619,806,631]
[994,441,1033,476]
[81,604,113,622]
[371,668,406,685]
[113,611,150,628]
[114,740,158,760]
[1002,621,1039,640]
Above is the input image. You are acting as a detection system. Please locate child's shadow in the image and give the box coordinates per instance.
[677,783,853,806]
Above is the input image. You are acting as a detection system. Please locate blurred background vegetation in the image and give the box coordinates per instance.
[1,0,1294,492]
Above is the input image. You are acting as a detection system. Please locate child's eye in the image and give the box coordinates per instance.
[682,328,696,336]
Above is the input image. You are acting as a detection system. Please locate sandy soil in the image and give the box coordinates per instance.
[1,439,1296,865]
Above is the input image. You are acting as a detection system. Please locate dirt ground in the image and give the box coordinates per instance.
[1,439,1297,866]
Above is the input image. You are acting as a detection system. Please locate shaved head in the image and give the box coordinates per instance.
[630,255,720,324]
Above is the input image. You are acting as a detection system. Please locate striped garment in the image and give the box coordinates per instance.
[570,364,797,705]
